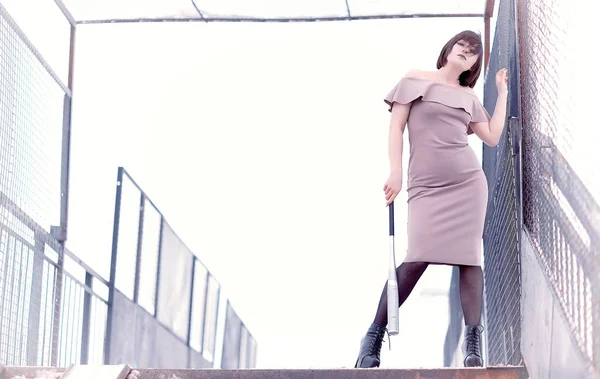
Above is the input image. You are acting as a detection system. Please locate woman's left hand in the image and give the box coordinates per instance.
[496,68,508,95]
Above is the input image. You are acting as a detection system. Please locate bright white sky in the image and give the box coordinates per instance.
[64,17,492,369]
[3,0,501,369]
[5,0,600,372]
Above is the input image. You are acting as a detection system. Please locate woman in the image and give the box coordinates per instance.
[354,30,508,368]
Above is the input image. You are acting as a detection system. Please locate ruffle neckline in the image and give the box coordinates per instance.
[384,77,491,133]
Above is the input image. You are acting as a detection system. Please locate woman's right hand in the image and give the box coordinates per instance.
[384,170,403,206]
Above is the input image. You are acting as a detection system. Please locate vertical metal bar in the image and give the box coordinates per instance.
[6,238,17,364]
[186,258,196,368]
[60,277,72,367]
[67,25,76,92]
[133,195,145,304]
[153,218,164,318]
[80,272,92,364]
[57,25,76,243]
[510,117,522,229]
[50,248,64,366]
[26,235,45,365]
[56,94,71,243]
[594,288,600,375]
[219,301,230,368]
[236,323,244,369]
[103,167,124,364]
[10,240,25,363]
[512,0,523,234]
[484,16,491,73]
[0,233,11,363]
[484,0,495,73]
[199,270,210,354]
[186,258,197,346]
[344,0,351,19]
[211,284,222,363]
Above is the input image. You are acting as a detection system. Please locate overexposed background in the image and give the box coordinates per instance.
[67,17,492,369]
[2,0,499,368]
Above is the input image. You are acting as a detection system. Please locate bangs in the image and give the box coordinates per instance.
[455,31,483,54]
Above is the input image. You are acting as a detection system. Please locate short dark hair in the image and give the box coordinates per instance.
[436,30,484,88]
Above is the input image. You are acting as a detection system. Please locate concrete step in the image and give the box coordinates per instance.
[1,366,529,379]
[130,367,529,379]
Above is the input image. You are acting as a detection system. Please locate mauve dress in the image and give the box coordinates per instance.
[384,77,491,267]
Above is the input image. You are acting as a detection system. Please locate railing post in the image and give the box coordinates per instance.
[80,272,93,364]
[133,195,145,304]
[26,234,45,365]
[50,249,64,366]
[104,167,124,364]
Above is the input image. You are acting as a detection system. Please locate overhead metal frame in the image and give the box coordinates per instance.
[73,13,485,24]
[53,0,490,24]
[53,0,494,71]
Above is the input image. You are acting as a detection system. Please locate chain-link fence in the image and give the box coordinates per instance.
[0,150,109,368]
[517,0,600,375]
[0,1,110,368]
[480,0,523,367]
[460,0,600,374]
[0,0,66,366]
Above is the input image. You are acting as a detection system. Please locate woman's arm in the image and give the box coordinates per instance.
[470,68,509,147]
[384,103,410,205]
[388,104,410,171]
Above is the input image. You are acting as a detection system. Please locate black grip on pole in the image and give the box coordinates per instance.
[389,201,395,236]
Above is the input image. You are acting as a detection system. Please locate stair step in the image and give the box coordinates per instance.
[0,366,529,379]
[130,367,529,379]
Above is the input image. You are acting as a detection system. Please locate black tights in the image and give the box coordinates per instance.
[373,262,483,327]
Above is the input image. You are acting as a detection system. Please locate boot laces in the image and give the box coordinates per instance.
[368,327,388,357]
[465,325,483,356]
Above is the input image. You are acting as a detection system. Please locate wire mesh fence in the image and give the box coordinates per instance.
[0,191,109,368]
[480,0,523,367]
[0,1,110,368]
[517,0,600,375]
[0,3,66,235]
[0,0,65,366]
[474,0,600,374]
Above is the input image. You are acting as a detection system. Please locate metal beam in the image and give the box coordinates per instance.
[191,0,208,22]
[54,0,77,26]
[344,0,352,19]
[76,13,485,25]
[484,16,490,72]
[485,0,496,17]
[484,0,496,72]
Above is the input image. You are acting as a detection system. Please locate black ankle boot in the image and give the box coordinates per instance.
[354,323,387,368]
[463,324,484,367]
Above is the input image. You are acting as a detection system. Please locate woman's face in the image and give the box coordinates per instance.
[447,39,479,71]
